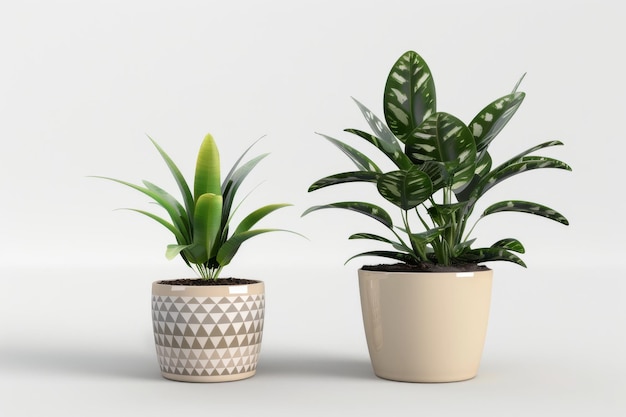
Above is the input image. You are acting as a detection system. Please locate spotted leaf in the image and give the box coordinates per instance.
[384,50,436,141]
[376,168,433,210]
[482,200,569,225]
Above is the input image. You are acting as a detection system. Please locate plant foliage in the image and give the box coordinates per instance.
[304,51,571,268]
[96,134,295,279]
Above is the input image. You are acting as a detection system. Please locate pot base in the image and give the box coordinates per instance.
[161,370,256,383]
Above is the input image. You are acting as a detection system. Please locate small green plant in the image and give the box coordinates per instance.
[96,133,294,279]
[304,50,571,268]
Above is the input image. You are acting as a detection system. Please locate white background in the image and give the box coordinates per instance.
[1,0,624,416]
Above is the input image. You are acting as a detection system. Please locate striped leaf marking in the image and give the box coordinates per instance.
[384,50,437,142]
[406,112,476,189]
[317,133,381,173]
[406,112,475,165]
[345,250,417,265]
[349,233,409,253]
[344,128,412,170]
[460,247,527,267]
[471,156,572,204]
[376,168,433,210]
[492,238,525,253]
[482,200,569,225]
[308,171,380,192]
[352,98,408,151]
[302,202,393,229]
[470,92,525,152]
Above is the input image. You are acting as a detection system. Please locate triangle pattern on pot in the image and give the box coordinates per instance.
[152,293,264,377]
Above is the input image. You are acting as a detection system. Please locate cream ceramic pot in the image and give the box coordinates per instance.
[358,269,493,383]
[151,280,265,382]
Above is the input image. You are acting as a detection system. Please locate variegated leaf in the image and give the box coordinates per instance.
[473,156,572,202]
[302,202,393,229]
[376,168,432,210]
[482,200,569,225]
[308,171,380,192]
[349,232,409,252]
[454,150,492,199]
[384,50,436,141]
[410,226,446,245]
[417,161,448,192]
[317,133,381,173]
[427,202,467,226]
[470,92,525,152]
[406,112,476,189]
[352,98,407,149]
[499,140,565,168]
[460,247,527,267]
[344,128,412,169]
[345,250,416,265]
[492,238,525,253]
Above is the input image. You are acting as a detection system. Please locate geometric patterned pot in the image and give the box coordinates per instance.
[151,279,265,382]
[358,269,492,383]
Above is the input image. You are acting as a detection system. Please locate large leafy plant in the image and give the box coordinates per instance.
[304,50,571,268]
[97,133,293,279]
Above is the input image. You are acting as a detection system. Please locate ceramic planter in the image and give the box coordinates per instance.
[151,279,265,382]
[358,269,493,383]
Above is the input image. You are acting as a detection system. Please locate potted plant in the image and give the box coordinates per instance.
[304,50,571,382]
[96,133,296,382]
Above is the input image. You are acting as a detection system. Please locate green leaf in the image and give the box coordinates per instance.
[376,168,433,210]
[344,128,412,169]
[222,136,265,190]
[193,193,223,262]
[233,203,292,235]
[92,176,190,243]
[120,208,186,244]
[143,180,191,241]
[166,244,193,260]
[383,50,437,141]
[406,112,476,188]
[148,136,195,221]
[216,229,298,267]
[308,171,380,192]
[221,153,269,226]
[482,200,569,225]
[317,133,381,173]
[194,133,221,201]
[302,202,393,229]
[492,238,525,254]
[460,247,527,267]
[469,92,525,152]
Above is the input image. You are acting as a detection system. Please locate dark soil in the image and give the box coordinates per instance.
[361,262,490,273]
[157,278,259,286]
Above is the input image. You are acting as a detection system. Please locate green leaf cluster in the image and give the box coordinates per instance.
[305,51,571,268]
[96,134,295,279]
